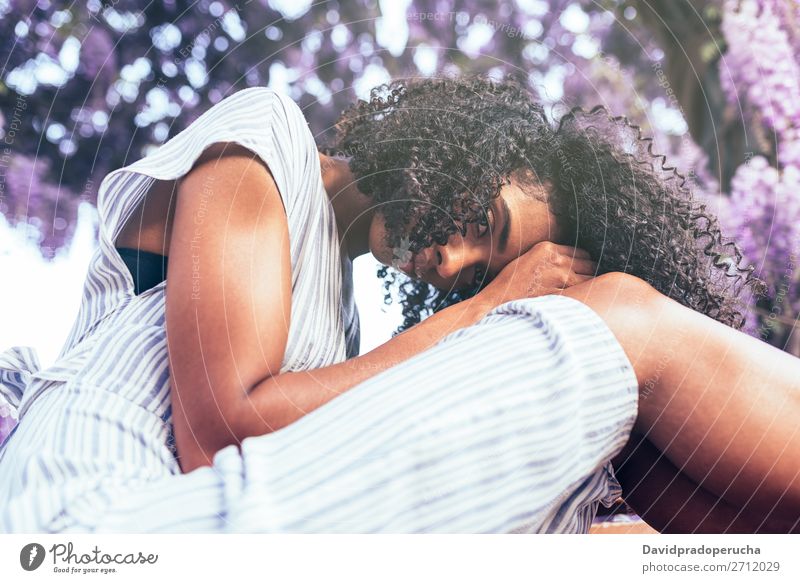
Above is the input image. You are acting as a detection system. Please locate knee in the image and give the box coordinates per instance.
[563,272,662,319]
[562,272,668,382]
[594,272,661,310]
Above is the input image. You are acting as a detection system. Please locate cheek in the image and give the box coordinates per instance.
[368,214,392,264]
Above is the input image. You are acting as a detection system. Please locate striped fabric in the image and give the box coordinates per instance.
[0,87,638,533]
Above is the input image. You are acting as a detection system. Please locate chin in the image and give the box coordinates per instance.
[367,217,389,264]
[367,244,390,267]
[367,236,397,268]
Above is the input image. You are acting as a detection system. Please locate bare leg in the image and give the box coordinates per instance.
[563,273,800,517]
[612,433,799,533]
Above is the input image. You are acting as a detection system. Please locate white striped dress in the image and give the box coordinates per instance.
[0,87,639,533]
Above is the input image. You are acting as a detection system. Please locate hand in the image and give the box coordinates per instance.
[476,241,597,307]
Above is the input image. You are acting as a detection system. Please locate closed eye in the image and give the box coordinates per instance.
[475,206,495,238]
[470,264,488,289]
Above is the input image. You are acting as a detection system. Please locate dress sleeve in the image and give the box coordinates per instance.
[97,87,319,244]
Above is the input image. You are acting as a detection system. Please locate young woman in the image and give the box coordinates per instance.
[0,77,797,533]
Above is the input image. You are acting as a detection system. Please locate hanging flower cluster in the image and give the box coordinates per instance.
[718,0,800,348]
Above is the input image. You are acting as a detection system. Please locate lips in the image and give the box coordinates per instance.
[397,254,415,276]
[397,248,433,279]
[413,248,434,278]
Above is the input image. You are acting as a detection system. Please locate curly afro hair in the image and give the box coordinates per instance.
[329,75,763,333]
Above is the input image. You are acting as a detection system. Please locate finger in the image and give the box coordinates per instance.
[543,244,592,260]
[566,246,593,260]
[566,258,599,276]
[563,273,595,288]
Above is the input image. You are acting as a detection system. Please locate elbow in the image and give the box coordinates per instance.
[173,412,244,474]
[175,435,245,474]
[173,391,279,474]
[176,445,216,474]
[174,425,230,473]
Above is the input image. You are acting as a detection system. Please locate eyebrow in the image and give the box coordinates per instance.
[498,197,512,253]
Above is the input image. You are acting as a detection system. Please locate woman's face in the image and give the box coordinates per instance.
[369,176,562,291]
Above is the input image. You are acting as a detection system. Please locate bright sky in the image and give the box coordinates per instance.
[0,204,402,368]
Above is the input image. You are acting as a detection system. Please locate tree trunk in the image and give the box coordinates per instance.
[631,0,761,192]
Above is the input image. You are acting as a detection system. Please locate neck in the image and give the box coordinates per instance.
[319,153,375,260]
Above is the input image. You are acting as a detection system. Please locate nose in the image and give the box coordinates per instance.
[433,233,483,280]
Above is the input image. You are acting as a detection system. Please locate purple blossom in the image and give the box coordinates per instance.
[722,157,800,339]
[0,398,18,446]
[719,1,800,346]
[720,0,800,168]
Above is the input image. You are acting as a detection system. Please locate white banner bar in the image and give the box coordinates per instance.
[2,534,798,582]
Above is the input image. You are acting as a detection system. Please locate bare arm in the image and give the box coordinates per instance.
[166,143,293,473]
[232,249,597,448]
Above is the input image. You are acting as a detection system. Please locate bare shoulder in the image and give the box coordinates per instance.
[115,142,279,255]
[186,141,274,182]
[176,141,283,223]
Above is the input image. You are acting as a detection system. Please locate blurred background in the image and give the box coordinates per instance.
[1,1,799,439]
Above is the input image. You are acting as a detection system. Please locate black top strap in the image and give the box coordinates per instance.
[115,247,168,295]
